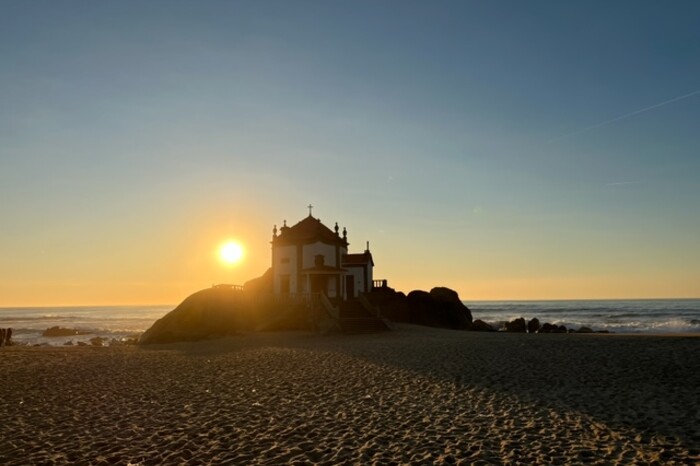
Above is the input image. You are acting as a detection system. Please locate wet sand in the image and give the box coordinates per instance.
[1,325,699,465]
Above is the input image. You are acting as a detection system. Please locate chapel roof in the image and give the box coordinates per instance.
[342,251,374,266]
[273,215,348,246]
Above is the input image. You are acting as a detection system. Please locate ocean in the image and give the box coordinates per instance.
[468,299,700,334]
[0,305,173,346]
[1,299,699,346]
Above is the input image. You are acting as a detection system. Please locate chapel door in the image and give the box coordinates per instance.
[311,275,324,294]
[345,275,355,299]
[280,275,290,294]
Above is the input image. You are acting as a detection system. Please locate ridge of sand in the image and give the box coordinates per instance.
[1,325,699,465]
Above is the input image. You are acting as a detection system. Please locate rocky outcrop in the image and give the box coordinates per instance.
[429,287,474,328]
[139,287,253,345]
[538,323,556,333]
[505,317,527,333]
[363,287,409,322]
[403,288,473,330]
[538,323,568,334]
[471,319,496,332]
[244,268,273,296]
[365,286,472,330]
[527,318,540,334]
[42,326,84,337]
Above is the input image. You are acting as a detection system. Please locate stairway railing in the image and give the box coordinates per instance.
[318,293,340,320]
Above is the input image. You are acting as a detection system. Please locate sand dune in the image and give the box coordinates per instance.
[1,326,698,465]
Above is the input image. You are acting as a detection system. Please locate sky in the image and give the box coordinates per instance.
[1,1,699,305]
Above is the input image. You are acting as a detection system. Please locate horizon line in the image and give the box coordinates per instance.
[2,296,699,308]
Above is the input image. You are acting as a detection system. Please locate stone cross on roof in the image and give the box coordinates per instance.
[308,204,313,216]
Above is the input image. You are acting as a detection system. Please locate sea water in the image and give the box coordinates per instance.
[468,299,700,333]
[0,305,173,346]
[1,299,699,346]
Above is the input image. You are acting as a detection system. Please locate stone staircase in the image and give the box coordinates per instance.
[338,298,389,335]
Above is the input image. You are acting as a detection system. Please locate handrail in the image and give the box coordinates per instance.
[372,279,388,290]
[212,283,244,291]
[318,293,339,320]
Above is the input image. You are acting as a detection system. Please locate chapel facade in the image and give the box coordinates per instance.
[270,211,374,300]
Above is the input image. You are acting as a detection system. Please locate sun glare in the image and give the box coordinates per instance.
[219,241,244,265]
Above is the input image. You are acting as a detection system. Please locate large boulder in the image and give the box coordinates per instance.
[139,287,254,345]
[505,317,527,333]
[429,287,473,329]
[538,323,567,334]
[527,318,540,334]
[244,268,273,296]
[363,286,409,322]
[403,287,473,330]
[471,319,496,332]
[538,323,556,333]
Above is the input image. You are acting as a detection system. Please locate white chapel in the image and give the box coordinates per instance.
[271,208,374,300]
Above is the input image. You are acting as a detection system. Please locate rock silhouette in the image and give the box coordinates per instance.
[527,318,540,334]
[140,287,253,345]
[42,326,82,337]
[471,319,496,332]
[505,317,527,333]
[366,286,472,330]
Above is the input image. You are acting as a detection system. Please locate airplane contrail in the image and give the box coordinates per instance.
[546,88,700,144]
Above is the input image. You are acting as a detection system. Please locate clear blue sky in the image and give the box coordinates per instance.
[1,1,699,304]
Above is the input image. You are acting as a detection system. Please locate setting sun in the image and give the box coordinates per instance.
[219,241,244,265]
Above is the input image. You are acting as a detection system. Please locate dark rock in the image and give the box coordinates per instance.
[90,337,105,346]
[539,323,564,333]
[505,317,527,333]
[402,287,473,330]
[109,337,139,346]
[429,288,469,317]
[527,318,540,334]
[538,323,563,334]
[243,268,273,295]
[538,323,551,333]
[139,287,254,345]
[471,319,496,332]
[429,287,473,329]
[42,326,81,337]
[364,287,408,322]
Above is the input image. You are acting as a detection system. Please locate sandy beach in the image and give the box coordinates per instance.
[1,325,699,465]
